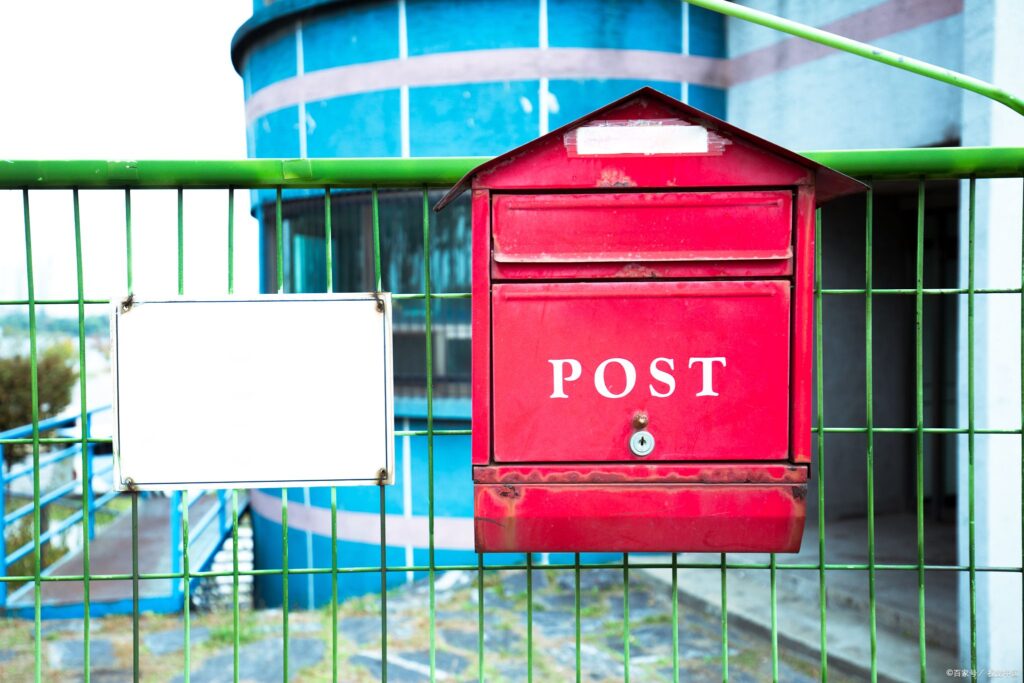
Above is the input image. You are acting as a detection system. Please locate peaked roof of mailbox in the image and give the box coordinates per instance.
[434,87,866,211]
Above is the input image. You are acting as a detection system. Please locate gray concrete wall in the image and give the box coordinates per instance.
[727,0,963,149]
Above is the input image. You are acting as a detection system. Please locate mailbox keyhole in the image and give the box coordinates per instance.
[629,429,655,457]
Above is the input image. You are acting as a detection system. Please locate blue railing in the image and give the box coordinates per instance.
[0,406,239,613]
[169,488,231,603]
[0,405,115,605]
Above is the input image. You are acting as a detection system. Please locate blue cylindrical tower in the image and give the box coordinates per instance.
[231,0,726,608]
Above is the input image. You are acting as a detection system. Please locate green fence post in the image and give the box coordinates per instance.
[864,183,878,683]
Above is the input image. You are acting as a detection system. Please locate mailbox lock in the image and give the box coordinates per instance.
[629,430,655,457]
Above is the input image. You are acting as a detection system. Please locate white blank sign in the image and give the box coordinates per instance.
[112,295,394,490]
[575,122,709,155]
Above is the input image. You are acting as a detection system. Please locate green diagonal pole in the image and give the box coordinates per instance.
[683,0,1024,117]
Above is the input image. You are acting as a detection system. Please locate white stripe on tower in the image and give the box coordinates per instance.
[399,0,411,158]
[402,418,414,583]
[538,0,549,135]
[296,20,308,158]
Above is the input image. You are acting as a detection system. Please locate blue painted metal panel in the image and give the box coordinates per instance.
[689,5,725,58]
[406,0,538,56]
[303,3,399,72]
[394,397,470,421]
[251,505,411,606]
[252,520,416,607]
[245,28,298,96]
[253,107,301,158]
[307,90,401,157]
[409,82,539,156]
[410,433,471,518]
[547,79,683,130]
[687,84,727,119]
[549,0,680,53]
[233,0,348,73]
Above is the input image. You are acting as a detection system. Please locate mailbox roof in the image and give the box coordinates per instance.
[435,87,865,211]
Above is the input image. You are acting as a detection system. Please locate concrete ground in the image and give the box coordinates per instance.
[641,513,960,683]
[2,565,842,682]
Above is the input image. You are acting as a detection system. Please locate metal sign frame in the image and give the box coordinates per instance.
[110,293,394,491]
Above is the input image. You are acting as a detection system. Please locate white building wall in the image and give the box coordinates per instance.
[730,0,886,54]
[727,1,963,149]
[957,0,1024,675]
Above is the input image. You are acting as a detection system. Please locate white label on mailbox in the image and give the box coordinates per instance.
[574,122,709,155]
[111,294,394,490]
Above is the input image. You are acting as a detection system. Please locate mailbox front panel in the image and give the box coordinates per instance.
[491,280,791,463]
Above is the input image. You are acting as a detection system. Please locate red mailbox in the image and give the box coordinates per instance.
[435,88,864,553]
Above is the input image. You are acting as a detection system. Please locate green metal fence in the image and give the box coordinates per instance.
[0,149,1022,683]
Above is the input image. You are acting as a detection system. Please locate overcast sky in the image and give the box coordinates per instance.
[0,0,260,308]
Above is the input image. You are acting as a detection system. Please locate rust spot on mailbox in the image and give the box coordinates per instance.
[497,484,519,499]
[596,167,636,188]
[436,87,865,554]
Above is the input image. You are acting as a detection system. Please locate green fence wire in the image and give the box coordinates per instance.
[0,150,1022,683]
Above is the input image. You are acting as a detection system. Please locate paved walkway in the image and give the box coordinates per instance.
[7,493,244,619]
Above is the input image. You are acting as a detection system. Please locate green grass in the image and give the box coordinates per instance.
[207,618,261,647]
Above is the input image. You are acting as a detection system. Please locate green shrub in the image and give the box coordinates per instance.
[0,341,79,466]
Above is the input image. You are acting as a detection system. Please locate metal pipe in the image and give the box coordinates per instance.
[169,490,182,603]
[0,149,1022,188]
[806,147,1024,179]
[0,444,5,608]
[3,445,82,483]
[0,158,489,189]
[85,413,95,541]
[683,0,1024,117]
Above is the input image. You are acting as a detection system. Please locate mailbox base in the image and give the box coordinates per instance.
[474,483,806,553]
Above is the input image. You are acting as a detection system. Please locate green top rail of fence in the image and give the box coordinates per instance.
[2,148,1024,190]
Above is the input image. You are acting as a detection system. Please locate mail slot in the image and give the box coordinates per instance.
[435,87,865,553]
